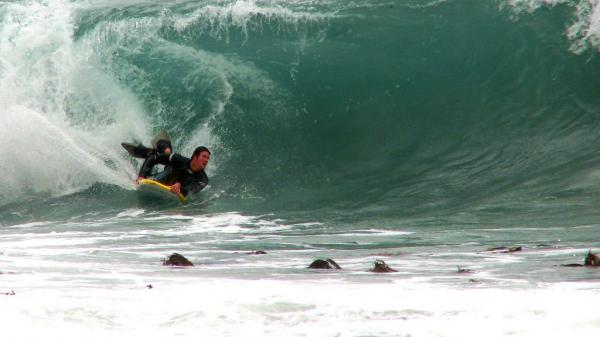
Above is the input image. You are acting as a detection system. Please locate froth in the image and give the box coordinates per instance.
[171,0,332,42]
[568,0,600,53]
[505,0,570,13]
[0,0,152,204]
[505,0,600,54]
[0,106,130,203]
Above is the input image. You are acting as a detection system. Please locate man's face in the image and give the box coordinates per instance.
[190,151,210,172]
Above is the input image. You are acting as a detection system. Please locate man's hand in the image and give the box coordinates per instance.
[136,176,145,184]
[170,182,182,195]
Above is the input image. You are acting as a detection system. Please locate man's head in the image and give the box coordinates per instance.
[190,146,210,172]
[156,140,172,155]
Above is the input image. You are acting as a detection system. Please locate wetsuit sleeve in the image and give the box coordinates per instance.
[168,153,189,167]
[138,153,170,178]
[182,171,209,196]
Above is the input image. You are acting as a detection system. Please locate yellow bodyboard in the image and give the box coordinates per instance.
[137,179,187,204]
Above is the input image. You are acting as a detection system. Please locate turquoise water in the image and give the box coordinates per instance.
[2,0,600,336]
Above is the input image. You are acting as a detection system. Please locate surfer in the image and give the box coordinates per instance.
[121,129,210,197]
[137,145,210,197]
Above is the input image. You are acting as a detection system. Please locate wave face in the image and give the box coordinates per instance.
[2,0,600,222]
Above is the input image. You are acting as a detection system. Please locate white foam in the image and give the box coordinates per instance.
[0,106,133,201]
[2,205,600,336]
[341,229,413,236]
[11,221,54,229]
[116,208,146,218]
[2,280,600,337]
[568,0,600,53]
[505,0,570,13]
[171,0,333,42]
[0,0,151,204]
[504,0,600,54]
[183,212,280,234]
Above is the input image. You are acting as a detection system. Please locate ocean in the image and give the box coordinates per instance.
[2,0,600,336]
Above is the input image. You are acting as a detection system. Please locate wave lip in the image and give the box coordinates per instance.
[171,0,334,42]
[504,0,600,53]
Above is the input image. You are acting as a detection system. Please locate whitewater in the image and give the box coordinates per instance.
[2,0,600,336]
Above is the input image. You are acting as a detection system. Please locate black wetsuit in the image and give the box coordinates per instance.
[138,153,208,196]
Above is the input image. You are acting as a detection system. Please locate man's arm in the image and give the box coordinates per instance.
[181,172,209,196]
[137,153,171,178]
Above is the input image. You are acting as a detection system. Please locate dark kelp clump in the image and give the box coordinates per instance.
[162,253,194,267]
[247,251,267,255]
[370,259,397,273]
[486,246,522,253]
[562,250,600,267]
[308,259,342,269]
